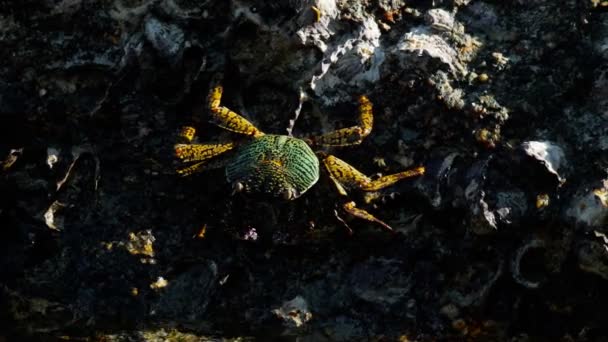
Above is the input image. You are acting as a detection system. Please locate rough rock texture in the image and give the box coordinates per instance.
[1,0,608,340]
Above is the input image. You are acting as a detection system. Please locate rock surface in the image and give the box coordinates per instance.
[1,0,608,340]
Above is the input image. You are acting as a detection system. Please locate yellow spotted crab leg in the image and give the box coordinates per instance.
[174,128,235,176]
[174,158,231,177]
[311,94,424,231]
[175,141,236,163]
[175,83,267,176]
[310,95,373,146]
[321,155,425,232]
[208,85,264,137]
[174,125,237,176]
[174,141,235,176]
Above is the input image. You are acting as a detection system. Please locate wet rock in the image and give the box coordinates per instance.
[150,261,218,323]
[158,0,209,20]
[319,316,365,342]
[463,158,499,234]
[592,12,608,59]
[226,1,321,91]
[414,152,461,209]
[460,2,499,32]
[2,286,75,334]
[577,232,608,280]
[456,155,535,234]
[447,248,503,308]
[349,257,412,310]
[494,190,528,225]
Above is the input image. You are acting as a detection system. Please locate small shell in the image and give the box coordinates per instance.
[567,182,608,229]
[521,141,567,184]
[272,296,312,328]
[511,239,547,289]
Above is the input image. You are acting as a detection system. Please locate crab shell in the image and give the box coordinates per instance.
[225,134,320,200]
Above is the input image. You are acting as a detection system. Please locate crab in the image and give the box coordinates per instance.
[174,83,425,232]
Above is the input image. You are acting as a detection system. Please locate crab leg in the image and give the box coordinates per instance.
[322,154,425,231]
[311,95,373,146]
[177,126,197,143]
[208,85,264,137]
[175,142,236,163]
[176,158,229,177]
[342,201,393,232]
[322,155,425,192]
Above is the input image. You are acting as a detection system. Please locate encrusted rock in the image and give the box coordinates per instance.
[150,262,218,322]
[144,16,185,64]
[349,258,412,310]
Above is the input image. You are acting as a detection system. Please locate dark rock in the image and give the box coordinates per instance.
[2,0,608,340]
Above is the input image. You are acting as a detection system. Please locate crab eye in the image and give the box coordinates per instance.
[233,182,244,193]
[283,188,294,200]
[250,5,258,13]
[283,188,300,200]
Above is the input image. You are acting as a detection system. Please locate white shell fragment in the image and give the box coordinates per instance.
[521,141,567,183]
[272,295,313,328]
[47,147,60,169]
[44,200,66,231]
[396,27,466,76]
[425,9,461,34]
